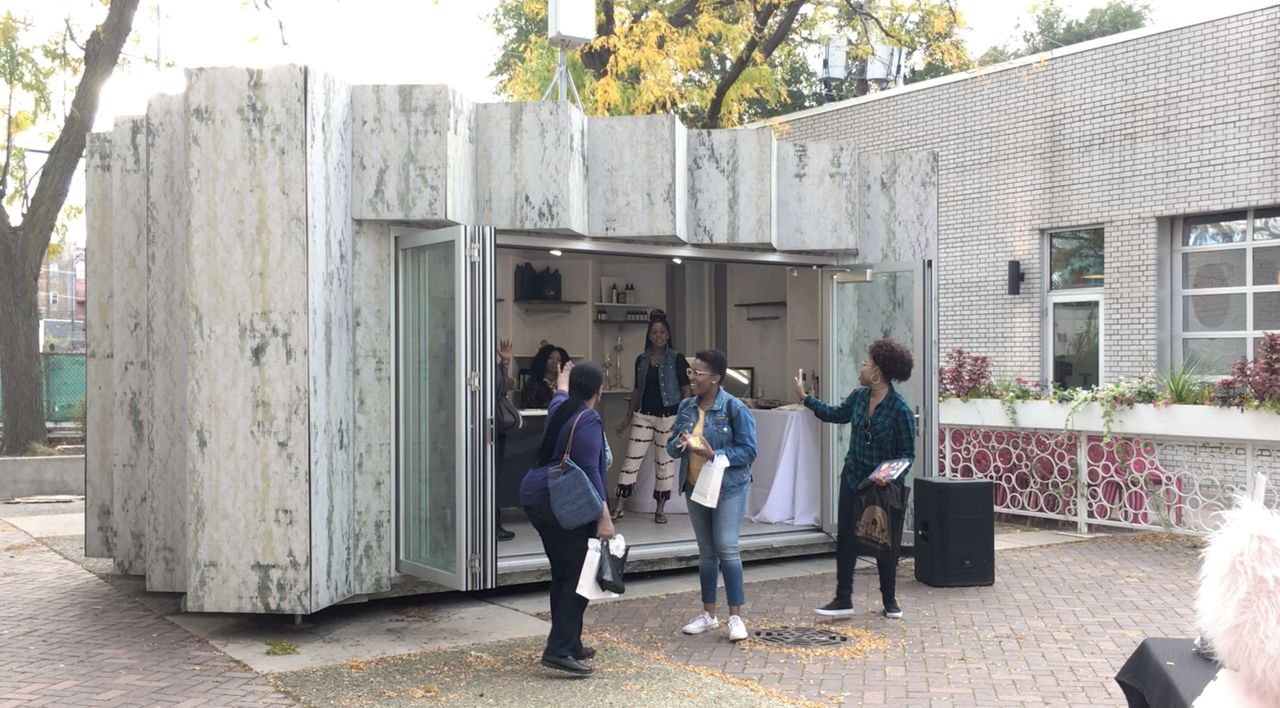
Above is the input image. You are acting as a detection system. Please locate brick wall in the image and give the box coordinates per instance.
[775,7,1280,381]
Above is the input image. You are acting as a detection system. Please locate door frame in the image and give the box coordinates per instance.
[393,225,495,590]
[820,259,936,536]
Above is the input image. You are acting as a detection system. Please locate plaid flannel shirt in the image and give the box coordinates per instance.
[803,387,917,490]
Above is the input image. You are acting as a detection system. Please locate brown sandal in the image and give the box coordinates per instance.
[654,512,668,524]
[610,499,625,520]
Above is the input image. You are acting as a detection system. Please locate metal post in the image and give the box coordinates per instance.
[558,48,567,102]
[943,426,952,477]
[1076,433,1088,534]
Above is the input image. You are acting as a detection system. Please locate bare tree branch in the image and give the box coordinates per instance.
[843,0,908,46]
[17,0,140,276]
[704,0,809,128]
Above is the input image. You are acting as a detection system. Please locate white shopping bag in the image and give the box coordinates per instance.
[576,538,621,600]
[690,453,729,509]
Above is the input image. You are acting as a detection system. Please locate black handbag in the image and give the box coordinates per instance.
[496,396,522,433]
[596,538,628,594]
[538,267,562,300]
[514,262,539,300]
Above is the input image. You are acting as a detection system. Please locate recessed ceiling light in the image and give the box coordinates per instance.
[672,258,683,265]
[549,249,563,256]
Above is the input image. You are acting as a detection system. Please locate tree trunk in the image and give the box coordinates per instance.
[0,237,45,454]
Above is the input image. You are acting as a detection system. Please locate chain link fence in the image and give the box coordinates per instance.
[0,353,87,423]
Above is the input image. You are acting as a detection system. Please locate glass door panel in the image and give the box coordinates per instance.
[824,262,927,534]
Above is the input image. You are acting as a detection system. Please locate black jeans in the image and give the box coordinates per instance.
[524,503,595,658]
[836,482,908,605]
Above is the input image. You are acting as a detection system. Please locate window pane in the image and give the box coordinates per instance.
[1254,207,1280,241]
[1256,292,1280,331]
[1183,294,1246,332]
[1254,245,1280,287]
[1183,212,1248,246]
[1182,250,1245,289]
[1183,338,1246,376]
[1049,228,1104,290]
[1052,301,1100,389]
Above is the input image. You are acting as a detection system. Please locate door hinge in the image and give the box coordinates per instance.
[466,243,480,262]
[469,553,480,573]
[467,371,480,392]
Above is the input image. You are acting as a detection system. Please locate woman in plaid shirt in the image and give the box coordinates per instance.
[794,338,916,620]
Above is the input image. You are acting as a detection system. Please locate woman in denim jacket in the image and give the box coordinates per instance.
[666,348,758,642]
[613,312,691,524]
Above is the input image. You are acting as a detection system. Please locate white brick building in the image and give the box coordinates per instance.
[766,5,1280,384]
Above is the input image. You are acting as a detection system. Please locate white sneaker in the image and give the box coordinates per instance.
[682,611,719,635]
[727,615,748,642]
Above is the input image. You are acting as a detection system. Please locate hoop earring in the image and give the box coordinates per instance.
[871,374,882,385]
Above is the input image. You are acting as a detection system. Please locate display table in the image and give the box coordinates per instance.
[1115,638,1220,708]
[626,408,821,526]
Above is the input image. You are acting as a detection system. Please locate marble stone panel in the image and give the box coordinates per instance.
[84,131,114,559]
[687,128,776,247]
[351,85,476,225]
[587,115,687,240]
[475,101,588,234]
[306,70,357,610]
[183,66,312,614]
[109,116,149,576]
[775,142,859,252]
[352,221,393,594]
[144,93,190,592]
[857,152,939,262]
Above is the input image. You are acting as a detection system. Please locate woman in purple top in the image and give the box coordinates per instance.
[519,360,614,676]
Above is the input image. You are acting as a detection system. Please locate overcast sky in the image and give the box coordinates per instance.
[6,0,1273,246]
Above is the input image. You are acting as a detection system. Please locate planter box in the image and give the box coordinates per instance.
[0,455,85,501]
[939,399,1280,443]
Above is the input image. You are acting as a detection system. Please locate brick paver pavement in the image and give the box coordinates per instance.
[581,534,1201,707]
[0,520,294,707]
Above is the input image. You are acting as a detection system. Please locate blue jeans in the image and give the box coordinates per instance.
[685,485,748,608]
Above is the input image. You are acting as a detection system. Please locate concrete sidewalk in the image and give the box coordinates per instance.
[2,501,1183,707]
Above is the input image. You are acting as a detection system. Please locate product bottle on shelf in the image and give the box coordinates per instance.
[609,283,618,304]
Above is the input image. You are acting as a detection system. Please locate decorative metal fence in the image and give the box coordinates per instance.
[0,353,87,423]
[939,413,1280,536]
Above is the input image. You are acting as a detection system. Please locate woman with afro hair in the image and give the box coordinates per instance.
[793,338,916,620]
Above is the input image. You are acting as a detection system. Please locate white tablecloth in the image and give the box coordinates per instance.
[626,408,821,526]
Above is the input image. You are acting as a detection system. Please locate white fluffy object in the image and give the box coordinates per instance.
[1195,498,1280,706]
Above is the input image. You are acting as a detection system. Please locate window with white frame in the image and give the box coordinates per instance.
[1046,227,1104,389]
[50,291,59,306]
[1173,207,1280,375]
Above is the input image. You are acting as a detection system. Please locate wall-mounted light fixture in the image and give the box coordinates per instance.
[1008,260,1025,295]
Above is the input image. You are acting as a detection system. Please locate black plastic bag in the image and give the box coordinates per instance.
[850,483,909,557]
[596,538,628,594]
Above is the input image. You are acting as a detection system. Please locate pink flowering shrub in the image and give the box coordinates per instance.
[1212,332,1280,411]
[939,348,994,400]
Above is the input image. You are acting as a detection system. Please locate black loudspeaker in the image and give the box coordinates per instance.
[913,477,995,587]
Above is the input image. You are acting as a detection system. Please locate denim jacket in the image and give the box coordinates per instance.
[635,348,684,409]
[665,388,757,500]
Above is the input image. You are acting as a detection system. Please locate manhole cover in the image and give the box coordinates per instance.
[751,626,851,647]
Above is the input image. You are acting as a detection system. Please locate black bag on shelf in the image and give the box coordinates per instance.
[514,262,539,301]
[539,267,562,301]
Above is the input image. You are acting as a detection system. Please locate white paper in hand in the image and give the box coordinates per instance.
[576,538,620,600]
[690,453,729,508]
[608,534,627,557]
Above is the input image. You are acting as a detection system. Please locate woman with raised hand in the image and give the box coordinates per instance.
[796,338,916,620]
[519,361,614,676]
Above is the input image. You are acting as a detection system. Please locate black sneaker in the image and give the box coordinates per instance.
[814,597,854,617]
[883,600,903,619]
[497,526,515,541]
